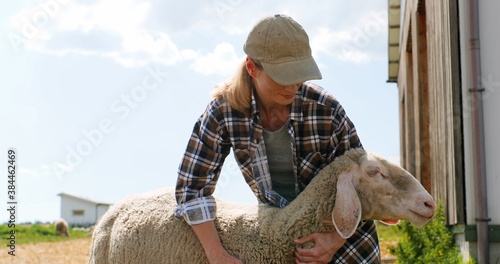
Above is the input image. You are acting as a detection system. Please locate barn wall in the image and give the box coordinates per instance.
[60,196,98,226]
[458,0,500,227]
[397,0,499,261]
[458,0,500,261]
[397,0,464,225]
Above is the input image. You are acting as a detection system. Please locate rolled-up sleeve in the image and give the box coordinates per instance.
[174,196,217,225]
[174,101,231,225]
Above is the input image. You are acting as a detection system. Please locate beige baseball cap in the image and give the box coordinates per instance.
[243,14,322,86]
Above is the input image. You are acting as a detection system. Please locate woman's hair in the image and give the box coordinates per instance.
[212,59,262,116]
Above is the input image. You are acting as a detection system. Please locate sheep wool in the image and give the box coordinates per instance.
[88,148,435,264]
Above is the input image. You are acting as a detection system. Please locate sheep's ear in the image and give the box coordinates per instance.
[332,172,361,239]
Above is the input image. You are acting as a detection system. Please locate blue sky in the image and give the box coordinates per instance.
[0,0,399,223]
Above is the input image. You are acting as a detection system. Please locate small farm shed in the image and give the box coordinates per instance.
[58,192,112,227]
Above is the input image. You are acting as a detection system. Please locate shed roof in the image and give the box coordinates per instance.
[58,192,112,206]
[387,0,401,83]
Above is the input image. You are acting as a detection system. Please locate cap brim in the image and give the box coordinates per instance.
[261,57,322,86]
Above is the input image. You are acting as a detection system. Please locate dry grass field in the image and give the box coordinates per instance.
[0,238,92,264]
[0,237,396,263]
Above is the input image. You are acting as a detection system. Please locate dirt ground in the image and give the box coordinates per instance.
[0,238,396,263]
[0,238,92,264]
[380,241,398,263]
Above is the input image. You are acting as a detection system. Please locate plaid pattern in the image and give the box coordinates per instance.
[175,82,379,260]
[331,220,381,263]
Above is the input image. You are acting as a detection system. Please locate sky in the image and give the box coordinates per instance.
[0,0,399,223]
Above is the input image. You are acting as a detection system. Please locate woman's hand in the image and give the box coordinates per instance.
[191,221,243,264]
[294,231,346,264]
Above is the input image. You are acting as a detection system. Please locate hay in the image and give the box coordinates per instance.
[0,238,91,264]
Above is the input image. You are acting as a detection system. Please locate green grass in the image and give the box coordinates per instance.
[376,221,402,243]
[0,224,91,244]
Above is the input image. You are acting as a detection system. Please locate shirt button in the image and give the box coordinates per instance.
[253,139,259,144]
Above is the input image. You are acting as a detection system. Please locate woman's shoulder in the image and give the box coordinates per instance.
[204,95,248,120]
[300,82,340,107]
[206,95,228,110]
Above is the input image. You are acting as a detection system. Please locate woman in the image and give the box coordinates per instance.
[175,14,380,263]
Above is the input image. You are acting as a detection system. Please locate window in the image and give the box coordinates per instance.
[73,210,84,216]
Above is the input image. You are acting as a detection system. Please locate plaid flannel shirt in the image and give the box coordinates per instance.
[175,82,380,263]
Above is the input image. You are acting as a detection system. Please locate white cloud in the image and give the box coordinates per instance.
[7,0,196,68]
[5,1,388,68]
[190,42,243,77]
[310,9,387,64]
[310,27,370,64]
[82,0,148,34]
[104,31,197,68]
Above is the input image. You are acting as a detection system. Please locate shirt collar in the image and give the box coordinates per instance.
[250,84,305,122]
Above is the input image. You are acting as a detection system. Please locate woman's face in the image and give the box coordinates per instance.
[246,58,301,108]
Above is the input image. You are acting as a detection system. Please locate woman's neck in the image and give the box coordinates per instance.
[259,105,290,131]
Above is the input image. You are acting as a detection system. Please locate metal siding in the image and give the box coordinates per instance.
[61,196,97,226]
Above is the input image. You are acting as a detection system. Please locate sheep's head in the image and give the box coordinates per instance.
[331,151,435,238]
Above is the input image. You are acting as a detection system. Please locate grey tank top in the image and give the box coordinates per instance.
[262,119,297,203]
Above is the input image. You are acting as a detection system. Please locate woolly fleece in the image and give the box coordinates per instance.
[88,149,434,263]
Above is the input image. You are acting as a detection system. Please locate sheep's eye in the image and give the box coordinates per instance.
[367,168,379,176]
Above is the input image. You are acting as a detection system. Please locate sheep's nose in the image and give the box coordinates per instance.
[425,200,435,210]
[423,199,436,217]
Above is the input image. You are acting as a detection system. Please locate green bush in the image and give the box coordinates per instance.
[388,203,471,264]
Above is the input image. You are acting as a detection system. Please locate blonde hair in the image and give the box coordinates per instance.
[212,59,262,116]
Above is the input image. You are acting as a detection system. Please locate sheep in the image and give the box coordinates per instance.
[88,148,435,264]
[55,218,70,237]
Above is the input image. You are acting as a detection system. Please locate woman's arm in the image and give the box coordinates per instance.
[175,101,240,262]
[175,101,231,225]
[191,221,243,264]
